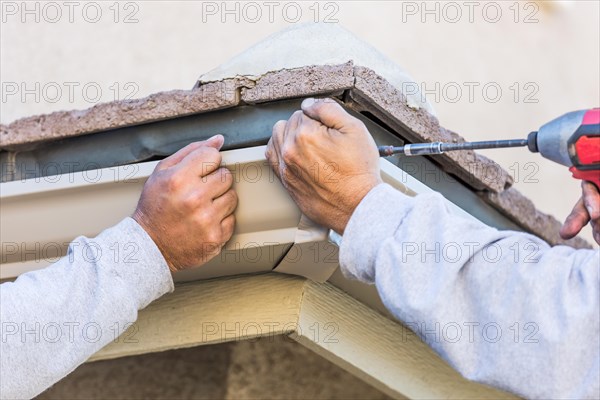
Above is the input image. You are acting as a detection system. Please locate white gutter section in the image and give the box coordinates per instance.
[1,146,473,282]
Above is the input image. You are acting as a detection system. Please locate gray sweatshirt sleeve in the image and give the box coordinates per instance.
[0,217,174,399]
[340,184,600,399]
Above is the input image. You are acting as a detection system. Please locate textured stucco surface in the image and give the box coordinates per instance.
[38,341,232,400]
[37,337,391,400]
[1,3,598,248]
[1,63,356,150]
[2,2,598,243]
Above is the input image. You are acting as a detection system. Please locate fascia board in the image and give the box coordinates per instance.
[91,273,306,361]
[295,279,516,400]
[88,273,514,399]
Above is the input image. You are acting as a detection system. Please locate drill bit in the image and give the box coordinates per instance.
[378,139,529,157]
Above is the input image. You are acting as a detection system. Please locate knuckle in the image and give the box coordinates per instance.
[295,126,308,140]
[221,189,237,200]
[195,209,213,227]
[181,195,198,211]
[296,128,316,146]
[224,189,238,206]
[156,159,167,170]
[230,189,239,203]
[281,146,298,165]
[350,118,367,131]
[205,229,222,245]
[265,149,274,163]
[224,221,235,241]
[266,140,280,163]
[265,142,273,159]
[273,120,286,134]
[201,146,221,163]
[166,171,184,191]
[219,167,233,185]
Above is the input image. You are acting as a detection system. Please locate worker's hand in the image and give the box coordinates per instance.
[133,135,237,272]
[560,181,600,245]
[266,98,382,234]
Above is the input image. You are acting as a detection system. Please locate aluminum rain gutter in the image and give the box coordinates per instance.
[2,144,487,281]
[1,146,299,280]
[1,100,525,317]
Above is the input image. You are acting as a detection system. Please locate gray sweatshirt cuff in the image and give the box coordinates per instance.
[101,217,175,309]
[339,183,413,283]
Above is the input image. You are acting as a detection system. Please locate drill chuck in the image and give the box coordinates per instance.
[527,131,539,153]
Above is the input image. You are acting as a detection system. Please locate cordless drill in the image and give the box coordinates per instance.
[378,108,600,188]
[527,108,600,189]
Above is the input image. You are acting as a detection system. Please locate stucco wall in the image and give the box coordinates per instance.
[2,1,598,243]
[37,336,392,399]
[3,2,598,397]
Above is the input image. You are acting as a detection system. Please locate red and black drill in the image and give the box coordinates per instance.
[378,108,600,188]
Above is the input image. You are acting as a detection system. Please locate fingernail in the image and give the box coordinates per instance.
[586,204,595,217]
[301,98,315,108]
[207,134,223,142]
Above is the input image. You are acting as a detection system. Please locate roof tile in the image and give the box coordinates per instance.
[240,62,354,104]
[1,80,239,149]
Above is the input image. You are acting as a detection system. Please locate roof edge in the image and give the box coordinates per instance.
[0,81,240,150]
[1,63,355,151]
[0,64,590,248]
[347,66,513,194]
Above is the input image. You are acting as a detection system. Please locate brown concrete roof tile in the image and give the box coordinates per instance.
[1,80,240,149]
[240,62,355,104]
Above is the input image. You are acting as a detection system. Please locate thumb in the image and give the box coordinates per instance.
[156,134,224,170]
[203,134,225,150]
[301,98,354,132]
[559,197,588,240]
